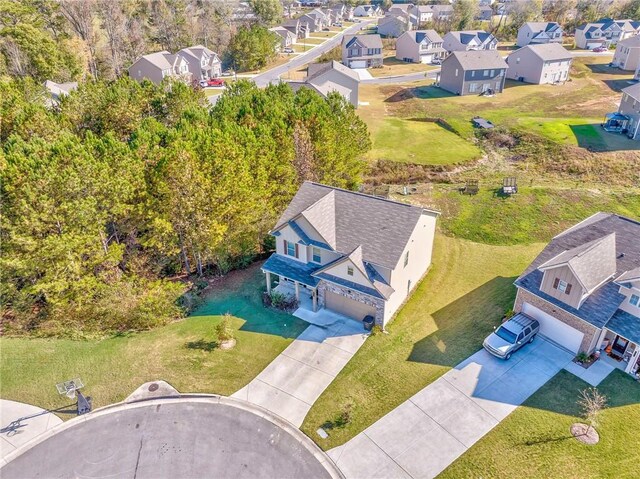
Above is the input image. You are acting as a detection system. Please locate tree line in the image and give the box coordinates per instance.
[1,77,370,336]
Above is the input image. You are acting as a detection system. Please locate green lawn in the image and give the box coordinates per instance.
[300,37,325,45]
[440,370,640,479]
[292,43,313,53]
[408,185,640,245]
[366,117,482,165]
[301,234,544,449]
[0,264,307,417]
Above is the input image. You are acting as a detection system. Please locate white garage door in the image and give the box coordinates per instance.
[350,60,367,68]
[325,291,375,321]
[522,302,584,353]
[420,54,432,64]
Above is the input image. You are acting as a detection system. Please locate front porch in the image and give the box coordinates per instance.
[595,316,640,378]
[601,112,630,133]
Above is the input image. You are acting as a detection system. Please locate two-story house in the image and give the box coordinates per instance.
[377,12,413,38]
[396,29,445,64]
[443,30,498,52]
[128,51,191,85]
[575,19,640,49]
[342,34,384,68]
[506,43,572,85]
[438,50,508,96]
[514,213,640,377]
[516,22,563,47]
[618,83,640,139]
[282,18,309,39]
[288,60,360,108]
[353,4,381,17]
[261,182,439,327]
[612,34,640,72]
[270,26,297,49]
[177,45,222,82]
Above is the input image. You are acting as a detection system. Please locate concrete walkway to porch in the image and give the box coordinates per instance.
[232,307,369,427]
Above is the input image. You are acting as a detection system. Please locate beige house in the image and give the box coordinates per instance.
[506,43,572,85]
[396,30,445,64]
[177,45,221,82]
[612,35,640,71]
[514,213,640,377]
[516,22,563,47]
[443,30,498,52]
[377,13,413,38]
[128,51,191,85]
[270,26,297,49]
[262,182,439,327]
[289,61,360,108]
[342,34,383,68]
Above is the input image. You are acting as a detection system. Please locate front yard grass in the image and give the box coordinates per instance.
[366,117,481,165]
[367,57,438,78]
[300,37,325,45]
[440,370,640,479]
[0,264,307,417]
[301,234,544,449]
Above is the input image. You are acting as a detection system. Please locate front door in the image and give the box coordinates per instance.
[612,335,629,356]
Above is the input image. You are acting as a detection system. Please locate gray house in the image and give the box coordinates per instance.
[377,13,412,38]
[575,19,640,49]
[506,43,572,85]
[516,22,563,47]
[289,60,360,108]
[43,80,78,107]
[128,51,191,85]
[438,50,508,96]
[342,34,383,68]
[270,26,297,49]
[283,18,309,39]
[396,30,445,64]
[612,35,640,72]
[476,5,493,21]
[177,45,221,81]
[618,83,640,139]
[443,30,498,52]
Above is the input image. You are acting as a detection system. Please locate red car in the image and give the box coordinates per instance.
[592,46,608,53]
[207,78,225,87]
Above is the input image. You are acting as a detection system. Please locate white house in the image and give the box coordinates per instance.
[262,182,439,327]
[443,30,498,52]
[575,19,640,49]
[516,22,563,47]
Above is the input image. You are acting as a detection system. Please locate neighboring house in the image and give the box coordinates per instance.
[506,43,572,85]
[443,30,498,52]
[389,3,413,14]
[261,181,439,327]
[43,80,78,107]
[377,13,412,38]
[575,19,640,49]
[289,60,360,107]
[516,21,563,47]
[299,13,321,33]
[342,34,384,68]
[308,8,329,28]
[635,65,640,81]
[513,212,640,377]
[396,29,445,63]
[431,4,453,21]
[283,18,309,39]
[128,51,191,85]
[353,4,377,17]
[618,83,640,139]
[612,35,640,71]
[411,4,435,24]
[270,27,297,49]
[476,5,493,21]
[177,45,221,81]
[438,50,508,95]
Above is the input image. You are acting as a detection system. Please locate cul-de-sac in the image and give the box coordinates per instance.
[1,1,639,478]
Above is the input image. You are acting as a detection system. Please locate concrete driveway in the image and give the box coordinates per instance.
[329,337,573,479]
[233,310,369,427]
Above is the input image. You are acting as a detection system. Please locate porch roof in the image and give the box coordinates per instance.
[314,272,386,299]
[262,254,320,287]
[605,309,640,345]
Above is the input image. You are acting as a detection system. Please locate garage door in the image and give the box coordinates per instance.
[350,60,367,68]
[325,291,375,321]
[420,54,432,64]
[522,302,584,353]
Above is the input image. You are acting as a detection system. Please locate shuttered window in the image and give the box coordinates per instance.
[284,240,297,258]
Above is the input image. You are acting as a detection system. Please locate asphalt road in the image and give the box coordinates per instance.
[1,397,342,479]
[253,20,374,87]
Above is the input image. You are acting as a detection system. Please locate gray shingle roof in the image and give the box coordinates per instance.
[622,83,640,101]
[618,34,640,47]
[521,43,573,61]
[404,29,443,44]
[605,309,640,344]
[447,50,508,70]
[343,34,383,49]
[307,60,360,82]
[515,213,640,329]
[523,21,561,33]
[262,254,321,287]
[273,182,438,269]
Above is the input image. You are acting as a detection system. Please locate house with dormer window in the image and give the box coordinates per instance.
[514,213,640,377]
[341,34,384,68]
[261,182,439,327]
[177,45,222,82]
[516,22,563,47]
[396,29,445,64]
[128,50,192,85]
[443,30,498,53]
[575,19,640,49]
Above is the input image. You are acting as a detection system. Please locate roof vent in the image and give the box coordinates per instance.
[618,252,625,258]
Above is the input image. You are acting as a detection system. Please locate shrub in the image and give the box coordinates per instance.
[216,314,235,343]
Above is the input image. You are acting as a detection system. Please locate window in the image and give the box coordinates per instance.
[553,278,572,294]
[347,266,354,276]
[471,70,475,77]
[517,332,524,343]
[455,68,459,76]
[483,69,489,77]
[285,240,297,257]
[631,294,640,307]
[469,82,478,92]
[407,279,411,293]
[312,247,321,263]
[489,69,495,77]
[404,251,409,268]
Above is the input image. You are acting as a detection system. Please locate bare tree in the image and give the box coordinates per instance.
[578,387,607,437]
[59,0,99,78]
[96,0,127,78]
[293,122,317,183]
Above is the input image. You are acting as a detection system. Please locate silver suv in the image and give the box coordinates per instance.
[483,314,540,360]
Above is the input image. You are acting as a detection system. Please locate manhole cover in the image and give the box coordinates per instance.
[148,383,159,392]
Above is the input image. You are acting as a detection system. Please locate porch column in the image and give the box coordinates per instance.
[294,281,300,301]
[594,328,608,352]
[266,271,272,294]
[625,346,640,374]
[312,290,318,312]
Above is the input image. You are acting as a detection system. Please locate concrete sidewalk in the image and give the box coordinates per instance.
[232,310,369,427]
[329,338,573,479]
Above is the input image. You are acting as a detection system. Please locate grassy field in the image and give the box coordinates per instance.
[301,234,544,449]
[441,370,640,479]
[0,264,307,417]
[300,37,325,45]
[292,43,313,53]
[309,31,338,38]
[401,185,640,245]
[368,57,438,78]
[366,117,481,165]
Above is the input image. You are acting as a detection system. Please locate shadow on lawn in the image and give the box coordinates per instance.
[569,124,639,151]
[408,276,518,368]
[602,78,637,92]
[384,85,454,103]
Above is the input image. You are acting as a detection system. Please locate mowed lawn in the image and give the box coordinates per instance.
[440,370,640,479]
[301,234,544,449]
[366,117,481,165]
[0,264,307,417]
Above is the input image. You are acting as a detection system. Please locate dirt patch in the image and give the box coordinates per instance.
[202,261,266,295]
[571,423,600,445]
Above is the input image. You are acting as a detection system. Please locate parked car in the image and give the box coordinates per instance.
[207,78,225,87]
[283,47,294,54]
[431,58,441,65]
[221,70,234,77]
[198,79,208,88]
[483,314,540,360]
[592,46,608,52]
[333,22,343,27]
